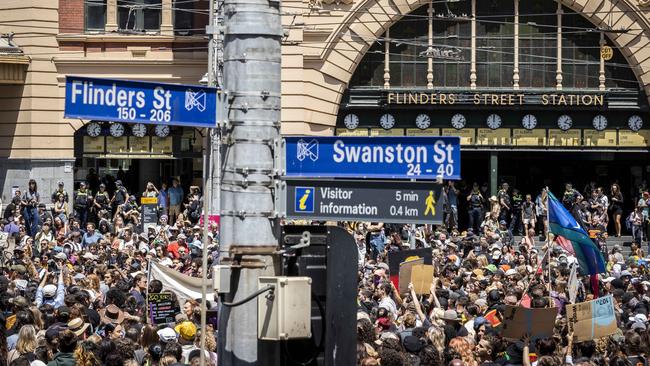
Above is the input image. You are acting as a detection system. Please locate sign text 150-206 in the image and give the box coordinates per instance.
[117,107,171,122]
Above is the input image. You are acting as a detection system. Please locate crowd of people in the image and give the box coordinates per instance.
[0,174,219,366]
[354,181,650,365]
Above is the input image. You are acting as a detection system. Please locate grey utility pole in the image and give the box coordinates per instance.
[217,0,282,362]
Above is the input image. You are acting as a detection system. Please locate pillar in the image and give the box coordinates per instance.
[161,0,174,36]
[556,1,563,90]
[513,0,520,89]
[490,152,498,196]
[469,0,477,89]
[427,0,433,89]
[599,32,606,91]
[106,0,118,31]
[384,28,390,89]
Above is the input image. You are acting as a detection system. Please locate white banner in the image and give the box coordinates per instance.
[149,261,215,306]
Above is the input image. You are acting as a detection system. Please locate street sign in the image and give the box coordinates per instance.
[140,197,158,232]
[64,76,217,128]
[284,136,460,180]
[282,180,443,224]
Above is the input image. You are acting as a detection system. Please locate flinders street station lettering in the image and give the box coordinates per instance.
[386,92,605,107]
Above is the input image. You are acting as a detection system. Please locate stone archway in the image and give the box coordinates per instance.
[281,0,650,135]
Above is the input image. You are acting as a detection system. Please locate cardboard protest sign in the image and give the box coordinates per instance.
[410,264,434,295]
[567,295,617,342]
[398,258,423,294]
[148,292,176,324]
[501,305,557,341]
[388,249,432,290]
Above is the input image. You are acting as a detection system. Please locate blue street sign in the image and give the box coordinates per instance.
[64,76,217,128]
[284,136,461,180]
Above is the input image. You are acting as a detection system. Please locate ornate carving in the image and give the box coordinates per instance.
[640,0,650,7]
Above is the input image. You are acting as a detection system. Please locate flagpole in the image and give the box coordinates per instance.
[145,258,151,324]
[546,187,552,307]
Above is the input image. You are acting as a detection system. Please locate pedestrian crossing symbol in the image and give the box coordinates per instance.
[295,187,315,213]
[424,191,436,216]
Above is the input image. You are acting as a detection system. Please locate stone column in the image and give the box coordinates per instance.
[599,32,606,91]
[384,28,390,89]
[427,0,433,89]
[470,0,477,89]
[106,0,118,31]
[161,0,174,35]
[556,1,563,90]
[513,0,519,89]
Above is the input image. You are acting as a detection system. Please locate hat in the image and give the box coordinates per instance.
[505,269,517,277]
[99,304,125,325]
[174,321,197,341]
[499,220,507,225]
[9,296,29,308]
[621,270,633,278]
[377,262,389,271]
[177,233,187,240]
[484,264,498,273]
[115,180,123,185]
[82,252,97,261]
[442,309,459,321]
[492,250,502,260]
[630,314,648,323]
[10,264,26,275]
[490,196,498,202]
[14,279,28,291]
[67,318,89,337]
[55,252,67,261]
[43,284,57,298]
[632,322,647,331]
[157,327,178,343]
[403,335,424,353]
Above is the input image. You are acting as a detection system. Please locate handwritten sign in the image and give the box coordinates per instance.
[398,258,423,295]
[410,264,434,295]
[567,295,617,342]
[476,128,510,145]
[442,128,475,145]
[501,305,557,341]
[148,292,176,324]
[335,128,368,136]
[512,129,547,146]
[406,128,440,136]
[548,129,581,147]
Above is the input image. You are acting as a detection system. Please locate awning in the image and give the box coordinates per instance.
[0,34,29,84]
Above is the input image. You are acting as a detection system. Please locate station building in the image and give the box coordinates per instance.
[1,0,650,204]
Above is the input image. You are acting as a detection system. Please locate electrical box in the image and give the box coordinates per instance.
[212,265,231,294]
[258,276,312,340]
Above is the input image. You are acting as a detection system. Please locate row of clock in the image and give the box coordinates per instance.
[85,122,171,138]
[342,113,645,132]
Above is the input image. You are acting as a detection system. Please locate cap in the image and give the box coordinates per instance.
[57,181,64,186]
[55,252,67,261]
[403,335,424,353]
[499,220,507,225]
[377,262,389,271]
[115,180,123,185]
[632,322,647,331]
[43,284,57,298]
[174,321,197,341]
[442,309,459,321]
[621,270,633,278]
[157,327,178,343]
[505,268,517,277]
[9,296,29,308]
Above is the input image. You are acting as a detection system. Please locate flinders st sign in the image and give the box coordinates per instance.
[386,91,605,107]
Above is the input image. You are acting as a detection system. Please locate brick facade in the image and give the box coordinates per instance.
[59,0,85,33]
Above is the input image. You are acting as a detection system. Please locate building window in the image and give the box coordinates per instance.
[174,0,193,35]
[85,0,107,32]
[118,0,161,32]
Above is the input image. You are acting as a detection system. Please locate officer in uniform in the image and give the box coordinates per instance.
[74,182,91,226]
[50,181,69,204]
[509,188,524,235]
[93,183,111,220]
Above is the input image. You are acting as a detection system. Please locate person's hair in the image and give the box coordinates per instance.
[9,357,30,366]
[86,274,100,292]
[114,338,136,362]
[357,318,375,344]
[159,355,178,366]
[140,325,159,348]
[162,342,182,361]
[34,345,50,364]
[403,312,417,328]
[537,356,562,366]
[360,357,380,366]
[28,179,37,192]
[16,325,37,355]
[28,307,43,331]
[103,353,124,366]
[57,330,78,353]
[148,280,163,294]
[147,343,164,364]
[97,339,116,363]
[448,337,477,366]
[125,327,140,344]
[74,341,100,366]
[536,337,557,356]
[377,348,403,366]
[427,326,446,355]
[419,345,443,366]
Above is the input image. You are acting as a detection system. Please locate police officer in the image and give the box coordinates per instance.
[509,188,523,235]
[74,182,91,226]
[93,183,111,219]
[111,180,129,216]
[50,181,69,204]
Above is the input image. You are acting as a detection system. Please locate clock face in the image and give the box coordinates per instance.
[155,125,170,138]
[628,115,643,132]
[86,122,102,137]
[343,114,360,130]
[486,114,502,130]
[415,114,431,130]
[109,123,125,137]
[451,114,466,130]
[380,113,396,130]
[521,114,537,130]
[557,114,572,131]
[131,123,148,138]
[592,115,608,131]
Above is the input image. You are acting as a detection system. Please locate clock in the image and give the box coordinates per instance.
[86,122,102,137]
[592,115,608,131]
[628,115,643,132]
[131,123,148,137]
[343,114,360,130]
[109,123,125,137]
[451,113,466,130]
[521,114,537,130]
[155,125,170,138]
[486,114,502,130]
[379,113,396,130]
[415,114,431,130]
[557,114,572,131]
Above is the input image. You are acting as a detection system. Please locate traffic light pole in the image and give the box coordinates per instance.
[217,0,282,362]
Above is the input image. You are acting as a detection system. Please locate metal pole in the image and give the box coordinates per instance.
[200,1,217,365]
[218,0,282,361]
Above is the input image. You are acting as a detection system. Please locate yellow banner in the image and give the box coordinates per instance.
[406,128,440,136]
[584,130,617,147]
[130,136,151,153]
[442,128,475,145]
[548,129,581,147]
[106,136,128,154]
[151,137,173,153]
[141,197,158,204]
[370,128,404,136]
[335,128,368,136]
[512,129,547,146]
[83,136,105,153]
[476,128,510,145]
[618,130,650,147]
